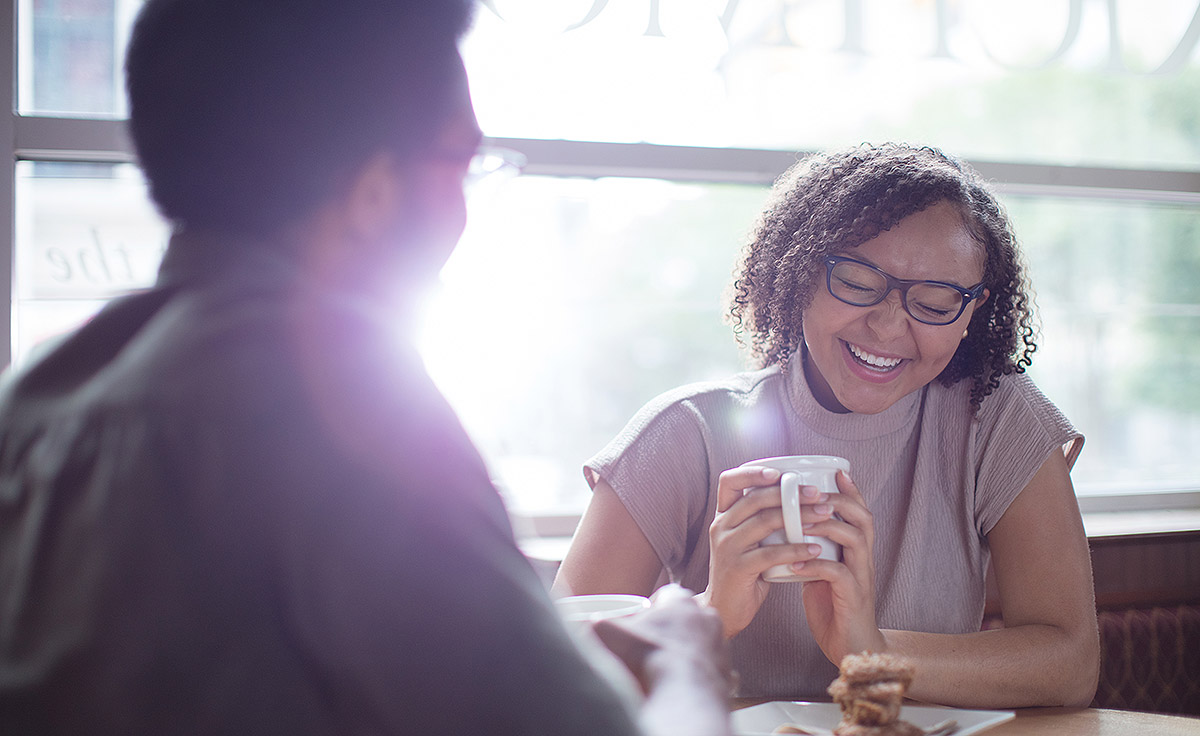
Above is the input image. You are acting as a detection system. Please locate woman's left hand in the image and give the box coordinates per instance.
[795,469,886,663]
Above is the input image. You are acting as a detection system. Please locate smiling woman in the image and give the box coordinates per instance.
[555,143,1099,708]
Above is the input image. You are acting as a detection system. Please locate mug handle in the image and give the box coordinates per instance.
[779,471,804,544]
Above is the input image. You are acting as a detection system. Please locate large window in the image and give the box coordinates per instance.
[7,0,1200,523]
[467,0,1200,169]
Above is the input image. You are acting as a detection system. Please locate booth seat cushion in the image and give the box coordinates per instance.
[1090,604,1200,715]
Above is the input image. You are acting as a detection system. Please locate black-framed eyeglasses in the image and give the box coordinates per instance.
[824,255,985,326]
[465,145,525,189]
[426,144,526,191]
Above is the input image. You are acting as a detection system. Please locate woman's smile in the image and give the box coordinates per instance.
[843,340,905,379]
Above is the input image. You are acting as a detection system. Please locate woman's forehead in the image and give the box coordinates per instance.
[835,202,987,282]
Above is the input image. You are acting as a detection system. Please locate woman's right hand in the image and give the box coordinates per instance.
[701,466,825,638]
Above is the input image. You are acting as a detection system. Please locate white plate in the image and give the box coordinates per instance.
[733,701,1014,736]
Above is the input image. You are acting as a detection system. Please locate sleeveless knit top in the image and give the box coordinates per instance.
[584,364,1082,699]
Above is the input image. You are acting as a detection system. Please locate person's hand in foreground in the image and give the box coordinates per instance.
[592,583,734,736]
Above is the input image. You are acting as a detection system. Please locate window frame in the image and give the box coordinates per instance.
[4,3,1198,526]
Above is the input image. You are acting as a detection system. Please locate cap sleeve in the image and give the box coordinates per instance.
[584,394,713,580]
[973,373,1084,535]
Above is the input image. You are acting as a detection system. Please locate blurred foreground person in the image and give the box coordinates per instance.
[0,1,730,734]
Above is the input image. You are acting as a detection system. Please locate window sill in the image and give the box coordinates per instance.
[517,506,1200,563]
[1083,509,1200,539]
[518,535,574,565]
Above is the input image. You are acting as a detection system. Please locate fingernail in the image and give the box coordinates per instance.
[813,504,832,516]
[807,544,822,555]
[791,561,806,571]
[761,468,781,480]
[800,484,819,499]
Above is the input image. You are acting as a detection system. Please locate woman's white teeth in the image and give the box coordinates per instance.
[849,343,901,369]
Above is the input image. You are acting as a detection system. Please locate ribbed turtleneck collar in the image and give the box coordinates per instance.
[783,348,923,441]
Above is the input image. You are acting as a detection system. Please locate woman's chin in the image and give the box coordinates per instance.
[829,383,907,415]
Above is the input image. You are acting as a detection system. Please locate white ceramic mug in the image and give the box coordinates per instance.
[554,594,651,626]
[553,594,650,709]
[739,455,850,583]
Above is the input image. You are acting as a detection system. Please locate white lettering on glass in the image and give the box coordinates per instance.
[480,0,1199,75]
[36,228,162,296]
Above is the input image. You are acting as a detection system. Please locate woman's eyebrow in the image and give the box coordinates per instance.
[839,252,979,286]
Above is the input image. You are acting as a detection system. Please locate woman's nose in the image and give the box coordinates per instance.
[864,290,909,336]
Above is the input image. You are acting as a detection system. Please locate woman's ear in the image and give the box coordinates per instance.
[342,151,405,244]
[965,288,990,323]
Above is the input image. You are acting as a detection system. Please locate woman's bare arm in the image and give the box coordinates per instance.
[552,479,664,598]
[879,450,1100,707]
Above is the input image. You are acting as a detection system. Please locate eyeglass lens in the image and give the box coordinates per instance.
[828,259,966,325]
[465,146,525,189]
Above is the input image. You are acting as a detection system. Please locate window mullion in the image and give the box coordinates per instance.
[2,0,17,368]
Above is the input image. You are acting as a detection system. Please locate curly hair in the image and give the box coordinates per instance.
[726,143,1037,409]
